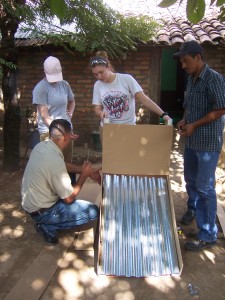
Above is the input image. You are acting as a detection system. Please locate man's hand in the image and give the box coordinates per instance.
[90,168,102,185]
[81,161,92,178]
[177,119,186,134]
[81,162,101,185]
[179,123,195,137]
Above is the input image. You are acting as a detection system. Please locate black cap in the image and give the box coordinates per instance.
[173,40,203,59]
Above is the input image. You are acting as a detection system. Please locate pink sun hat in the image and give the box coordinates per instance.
[44,56,63,82]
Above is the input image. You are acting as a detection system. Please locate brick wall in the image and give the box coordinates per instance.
[16,45,159,145]
[204,46,225,77]
[9,44,225,146]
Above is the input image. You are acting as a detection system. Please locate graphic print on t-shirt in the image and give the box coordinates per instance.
[102,91,129,119]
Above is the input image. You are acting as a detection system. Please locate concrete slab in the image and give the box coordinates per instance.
[2,182,101,300]
[4,236,76,300]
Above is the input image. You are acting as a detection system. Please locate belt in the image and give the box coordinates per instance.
[29,207,49,216]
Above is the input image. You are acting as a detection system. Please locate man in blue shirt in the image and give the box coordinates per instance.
[174,40,225,251]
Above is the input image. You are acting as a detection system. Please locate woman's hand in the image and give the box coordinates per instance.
[66,110,73,119]
[71,132,79,140]
[163,115,172,123]
[100,111,108,120]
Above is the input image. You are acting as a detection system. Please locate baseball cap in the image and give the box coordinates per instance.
[44,56,63,82]
[173,40,203,59]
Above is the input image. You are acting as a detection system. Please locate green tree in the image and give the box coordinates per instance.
[0,0,24,171]
[0,0,159,171]
[158,0,225,23]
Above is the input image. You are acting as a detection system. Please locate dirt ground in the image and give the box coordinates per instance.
[0,129,225,300]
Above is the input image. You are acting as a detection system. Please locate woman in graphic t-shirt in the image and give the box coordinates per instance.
[90,51,171,138]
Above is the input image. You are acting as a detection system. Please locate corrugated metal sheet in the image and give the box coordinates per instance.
[13,22,76,47]
[98,174,181,277]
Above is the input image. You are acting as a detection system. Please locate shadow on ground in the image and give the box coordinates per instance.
[0,129,225,300]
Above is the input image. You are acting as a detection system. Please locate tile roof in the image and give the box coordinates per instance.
[156,15,225,46]
[105,0,225,47]
[13,1,225,48]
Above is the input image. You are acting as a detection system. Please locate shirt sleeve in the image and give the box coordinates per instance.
[50,169,74,200]
[32,81,48,105]
[208,74,225,110]
[64,81,75,102]
[92,81,101,105]
[125,74,143,95]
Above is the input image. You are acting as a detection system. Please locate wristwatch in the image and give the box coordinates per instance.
[160,112,168,118]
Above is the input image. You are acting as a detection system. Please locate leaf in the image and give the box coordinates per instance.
[218,5,225,21]
[187,0,205,24]
[216,0,225,6]
[47,0,67,19]
[158,0,178,8]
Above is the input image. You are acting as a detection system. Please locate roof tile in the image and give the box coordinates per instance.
[155,15,225,46]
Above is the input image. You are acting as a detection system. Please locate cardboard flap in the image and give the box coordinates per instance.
[102,124,173,176]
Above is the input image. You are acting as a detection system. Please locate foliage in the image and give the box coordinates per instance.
[0,0,160,171]
[0,0,160,60]
[12,0,159,58]
[46,0,67,18]
[24,106,38,130]
[158,0,225,23]
[0,58,17,77]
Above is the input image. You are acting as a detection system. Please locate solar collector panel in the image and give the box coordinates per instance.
[99,174,180,277]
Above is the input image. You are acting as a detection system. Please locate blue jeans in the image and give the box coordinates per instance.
[184,148,219,242]
[30,199,99,238]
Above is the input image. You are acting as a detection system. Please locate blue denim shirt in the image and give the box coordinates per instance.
[184,64,225,151]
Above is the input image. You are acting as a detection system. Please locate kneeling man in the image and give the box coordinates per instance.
[21,119,100,244]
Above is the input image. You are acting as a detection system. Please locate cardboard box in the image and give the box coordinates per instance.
[98,124,183,277]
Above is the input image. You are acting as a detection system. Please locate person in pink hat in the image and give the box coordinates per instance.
[32,56,76,182]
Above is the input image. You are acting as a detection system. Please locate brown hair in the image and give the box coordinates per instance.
[89,51,114,71]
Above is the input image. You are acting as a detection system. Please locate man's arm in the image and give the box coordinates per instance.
[180,108,225,137]
[177,110,187,132]
[65,162,101,185]
[65,162,83,173]
[63,161,92,204]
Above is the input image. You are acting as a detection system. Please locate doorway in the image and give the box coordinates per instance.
[160,48,186,124]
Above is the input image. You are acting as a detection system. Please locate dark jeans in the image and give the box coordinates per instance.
[30,199,99,238]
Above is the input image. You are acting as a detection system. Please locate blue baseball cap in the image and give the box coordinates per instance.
[173,40,203,59]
